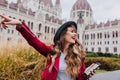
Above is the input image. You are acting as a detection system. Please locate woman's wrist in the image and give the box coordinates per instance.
[16,21,22,28]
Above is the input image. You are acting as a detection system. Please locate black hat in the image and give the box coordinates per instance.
[53,21,77,43]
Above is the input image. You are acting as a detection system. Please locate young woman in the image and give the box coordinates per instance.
[0,14,95,80]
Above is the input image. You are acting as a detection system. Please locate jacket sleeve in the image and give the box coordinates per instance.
[81,62,89,80]
[78,58,89,80]
[16,22,52,57]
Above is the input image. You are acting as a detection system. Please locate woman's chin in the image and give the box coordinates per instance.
[70,41,76,44]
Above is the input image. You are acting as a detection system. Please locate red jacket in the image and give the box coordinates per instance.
[16,22,88,80]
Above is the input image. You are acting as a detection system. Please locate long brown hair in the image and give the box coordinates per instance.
[50,25,86,78]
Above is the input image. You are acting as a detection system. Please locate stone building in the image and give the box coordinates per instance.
[0,0,120,54]
[0,0,63,44]
[70,0,120,54]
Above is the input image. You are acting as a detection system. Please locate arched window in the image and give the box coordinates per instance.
[91,47,94,52]
[108,33,110,38]
[28,21,30,27]
[51,28,53,33]
[112,31,115,38]
[7,37,12,41]
[9,16,12,18]
[107,41,109,45]
[45,14,49,20]
[12,30,14,34]
[48,27,49,33]
[13,17,16,19]
[105,47,109,52]
[39,24,41,31]
[85,34,86,40]
[23,20,25,23]
[116,31,118,38]
[87,34,89,40]
[91,34,92,39]
[45,26,47,33]
[104,32,107,39]
[98,47,101,52]
[8,29,10,34]
[54,29,56,34]
[86,12,89,17]
[113,47,117,52]
[100,33,102,39]
[31,22,33,30]
[93,33,95,39]
[97,33,99,39]
[19,19,21,21]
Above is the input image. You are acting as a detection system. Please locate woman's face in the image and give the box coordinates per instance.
[64,26,77,45]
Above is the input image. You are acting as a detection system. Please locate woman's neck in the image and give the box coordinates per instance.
[63,43,69,55]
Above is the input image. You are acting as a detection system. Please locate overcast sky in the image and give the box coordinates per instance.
[7,0,120,23]
[53,0,120,23]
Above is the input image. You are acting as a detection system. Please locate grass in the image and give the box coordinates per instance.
[0,42,120,80]
[0,42,46,80]
[96,70,107,73]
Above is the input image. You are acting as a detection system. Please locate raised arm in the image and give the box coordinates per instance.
[16,22,52,57]
[0,14,51,57]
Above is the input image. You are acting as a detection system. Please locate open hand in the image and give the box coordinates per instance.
[0,14,22,29]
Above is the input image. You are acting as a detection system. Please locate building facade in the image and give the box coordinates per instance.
[70,0,120,54]
[0,0,120,54]
[0,0,62,44]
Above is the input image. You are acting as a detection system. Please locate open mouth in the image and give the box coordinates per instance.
[72,36,76,40]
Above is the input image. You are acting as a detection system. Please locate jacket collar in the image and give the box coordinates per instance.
[54,55,60,71]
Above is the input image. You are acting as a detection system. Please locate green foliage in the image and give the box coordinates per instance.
[0,43,120,80]
[85,57,120,71]
[86,52,120,58]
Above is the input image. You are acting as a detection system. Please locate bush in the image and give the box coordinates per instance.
[0,43,120,79]
[86,52,120,58]
[85,57,120,71]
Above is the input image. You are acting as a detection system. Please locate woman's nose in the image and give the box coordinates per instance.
[74,33,78,36]
[73,33,78,38]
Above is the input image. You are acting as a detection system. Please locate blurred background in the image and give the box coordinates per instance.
[0,0,120,80]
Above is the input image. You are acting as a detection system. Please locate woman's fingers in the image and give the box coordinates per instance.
[87,70,96,78]
[1,23,7,29]
[4,21,14,25]
[0,18,5,24]
[0,14,22,27]
[0,14,10,20]
[0,14,12,24]
[0,19,21,26]
[6,20,21,25]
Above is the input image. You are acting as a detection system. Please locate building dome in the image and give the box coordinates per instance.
[72,0,91,10]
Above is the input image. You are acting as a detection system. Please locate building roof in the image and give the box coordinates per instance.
[55,0,60,6]
[72,0,91,10]
[28,8,35,16]
[0,0,7,7]
[9,2,18,10]
[42,0,53,7]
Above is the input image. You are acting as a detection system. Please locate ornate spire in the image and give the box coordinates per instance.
[42,0,53,7]
[55,0,60,6]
